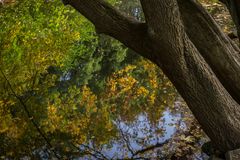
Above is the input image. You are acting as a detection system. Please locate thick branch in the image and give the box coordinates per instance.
[139,0,186,68]
[64,0,240,152]
[63,0,156,63]
[178,0,240,103]
[140,0,184,46]
[139,0,240,152]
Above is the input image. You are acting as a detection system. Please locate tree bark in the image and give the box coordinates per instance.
[63,0,240,153]
[177,0,240,104]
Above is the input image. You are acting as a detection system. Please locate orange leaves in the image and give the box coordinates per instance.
[80,85,97,110]
[107,65,139,97]
[43,104,63,133]
[118,76,137,93]
[136,86,149,97]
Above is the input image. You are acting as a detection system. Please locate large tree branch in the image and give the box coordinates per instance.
[139,0,240,152]
[139,0,240,80]
[63,0,240,152]
[63,0,138,35]
[62,0,240,103]
[62,0,156,63]
[139,0,186,69]
[178,0,240,103]
[140,0,184,47]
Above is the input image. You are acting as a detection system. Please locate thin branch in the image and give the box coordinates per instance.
[132,139,170,158]
[71,143,110,160]
[71,143,104,159]
[81,144,110,160]
[118,125,135,156]
[115,118,171,159]
[0,68,61,159]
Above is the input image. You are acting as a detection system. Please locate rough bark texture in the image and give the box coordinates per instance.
[178,0,240,104]
[63,0,240,153]
[62,0,157,63]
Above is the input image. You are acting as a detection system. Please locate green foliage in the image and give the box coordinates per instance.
[0,0,206,159]
[0,0,129,158]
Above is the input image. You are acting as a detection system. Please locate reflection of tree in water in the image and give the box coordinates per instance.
[0,57,207,159]
[0,0,212,159]
[78,97,207,160]
[72,65,207,159]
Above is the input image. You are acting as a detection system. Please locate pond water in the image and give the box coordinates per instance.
[90,110,181,159]
[78,100,208,160]
[25,93,208,160]
[0,0,232,159]
[0,63,209,160]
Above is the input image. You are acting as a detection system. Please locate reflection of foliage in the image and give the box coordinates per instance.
[104,59,177,124]
[0,0,118,158]
[159,100,207,159]
[41,85,117,146]
[0,0,214,159]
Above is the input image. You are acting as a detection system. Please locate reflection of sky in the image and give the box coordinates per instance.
[82,109,181,159]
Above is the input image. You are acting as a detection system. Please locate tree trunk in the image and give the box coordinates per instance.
[62,0,240,153]
[178,0,240,104]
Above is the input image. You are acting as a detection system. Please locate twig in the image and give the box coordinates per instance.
[71,143,108,160]
[0,68,61,159]
[118,125,135,156]
[132,139,170,157]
